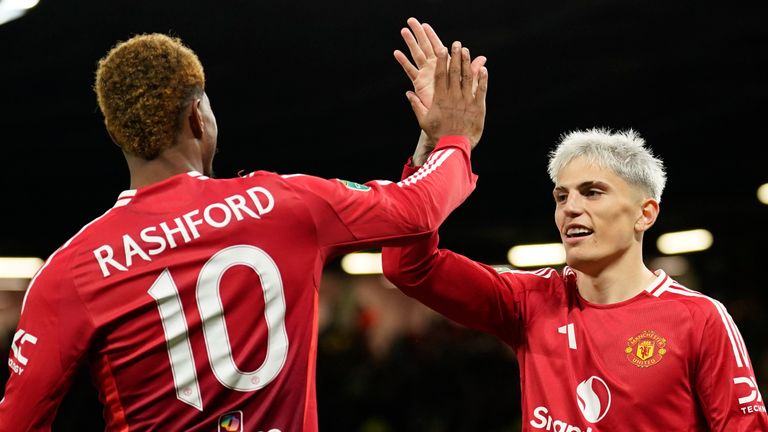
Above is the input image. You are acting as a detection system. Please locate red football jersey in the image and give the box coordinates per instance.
[382,166,767,432]
[0,136,477,431]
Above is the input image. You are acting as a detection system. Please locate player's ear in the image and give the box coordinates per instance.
[188,99,204,139]
[635,198,660,233]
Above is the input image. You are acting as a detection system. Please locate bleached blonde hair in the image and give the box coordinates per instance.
[547,128,667,201]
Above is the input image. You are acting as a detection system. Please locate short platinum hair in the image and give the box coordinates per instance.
[547,128,667,202]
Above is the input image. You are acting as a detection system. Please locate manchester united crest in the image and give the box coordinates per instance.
[625,330,667,368]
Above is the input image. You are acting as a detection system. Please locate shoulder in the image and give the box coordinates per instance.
[649,278,727,317]
[495,266,568,292]
[648,277,736,334]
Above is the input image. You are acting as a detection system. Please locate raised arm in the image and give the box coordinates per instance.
[282,34,488,256]
[395,17,487,165]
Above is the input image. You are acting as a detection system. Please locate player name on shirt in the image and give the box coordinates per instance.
[93,186,275,278]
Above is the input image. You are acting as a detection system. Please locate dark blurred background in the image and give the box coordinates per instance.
[0,1,766,430]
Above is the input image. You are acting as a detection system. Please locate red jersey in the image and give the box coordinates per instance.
[382,169,767,432]
[0,136,476,432]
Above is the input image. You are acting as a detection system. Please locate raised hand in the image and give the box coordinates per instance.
[407,41,488,149]
[395,18,487,110]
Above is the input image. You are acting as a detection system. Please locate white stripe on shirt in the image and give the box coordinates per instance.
[659,286,745,368]
[398,149,454,187]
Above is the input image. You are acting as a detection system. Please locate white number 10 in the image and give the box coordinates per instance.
[147,245,289,411]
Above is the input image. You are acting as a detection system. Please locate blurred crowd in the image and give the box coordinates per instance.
[1,267,766,431]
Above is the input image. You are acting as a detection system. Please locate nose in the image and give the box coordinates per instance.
[562,193,584,217]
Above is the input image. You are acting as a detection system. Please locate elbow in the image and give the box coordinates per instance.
[381,248,423,293]
[381,248,405,286]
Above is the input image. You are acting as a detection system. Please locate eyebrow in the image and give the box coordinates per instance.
[553,180,610,192]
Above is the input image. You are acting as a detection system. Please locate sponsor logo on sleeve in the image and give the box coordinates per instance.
[625,330,667,368]
[337,179,371,191]
[9,329,38,375]
[733,376,766,414]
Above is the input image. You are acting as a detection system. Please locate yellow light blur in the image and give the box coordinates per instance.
[507,243,565,267]
[341,252,383,275]
[758,183,768,205]
[656,229,713,255]
[0,257,44,279]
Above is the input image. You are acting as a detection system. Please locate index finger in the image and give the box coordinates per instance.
[422,23,445,53]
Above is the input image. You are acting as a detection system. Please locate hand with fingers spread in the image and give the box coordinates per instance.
[407,41,488,154]
[396,17,487,165]
[395,18,487,109]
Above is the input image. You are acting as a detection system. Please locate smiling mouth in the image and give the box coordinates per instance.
[566,227,593,238]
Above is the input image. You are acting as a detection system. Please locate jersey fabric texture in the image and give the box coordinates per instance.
[0,136,477,432]
[381,165,768,432]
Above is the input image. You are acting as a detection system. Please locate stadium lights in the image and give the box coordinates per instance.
[0,0,40,26]
[507,243,565,268]
[0,257,44,279]
[656,229,713,255]
[341,252,383,275]
[758,183,768,205]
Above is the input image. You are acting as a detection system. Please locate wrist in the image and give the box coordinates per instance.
[412,130,436,166]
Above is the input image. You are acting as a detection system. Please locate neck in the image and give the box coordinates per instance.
[124,142,205,189]
[572,249,656,305]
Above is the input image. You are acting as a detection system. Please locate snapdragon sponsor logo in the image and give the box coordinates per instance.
[529,406,593,432]
[576,376,611,423]
[529,376,611,432]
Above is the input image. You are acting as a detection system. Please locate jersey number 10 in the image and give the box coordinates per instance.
[147,245,289,411]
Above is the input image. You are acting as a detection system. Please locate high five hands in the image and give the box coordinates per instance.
[395,17,488,165]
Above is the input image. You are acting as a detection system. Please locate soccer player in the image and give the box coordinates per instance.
[383,18,768,431]
[0,30,488,430]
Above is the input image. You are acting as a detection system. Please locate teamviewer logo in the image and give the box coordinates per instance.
[219,411,243,432]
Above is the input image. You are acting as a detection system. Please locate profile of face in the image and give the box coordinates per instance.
[197,92,218,177]
[553,157,654,273]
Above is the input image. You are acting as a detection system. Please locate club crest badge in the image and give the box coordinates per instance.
[625,330,667,368]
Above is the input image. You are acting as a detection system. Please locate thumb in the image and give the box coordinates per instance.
[406,91,429,122]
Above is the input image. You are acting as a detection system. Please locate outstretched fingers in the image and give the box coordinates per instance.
[474,66,489,109]
[433,45,450,98]
[448,41,463,98]
[461,47,474,101]
[407,17,435,59]
[422,23,445,53]
[394,49,419,82]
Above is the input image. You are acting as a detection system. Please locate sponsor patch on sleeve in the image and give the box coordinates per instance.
[337,179,371,191]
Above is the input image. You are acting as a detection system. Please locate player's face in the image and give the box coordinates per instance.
[199,92,218,177]
[553,157,645,272]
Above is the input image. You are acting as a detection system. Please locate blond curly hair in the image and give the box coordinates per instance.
[95,33,205,159]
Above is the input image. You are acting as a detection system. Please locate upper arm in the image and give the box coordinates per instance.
[0,256,95,431]
[693,300,768,431]
[283,138,476,255]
